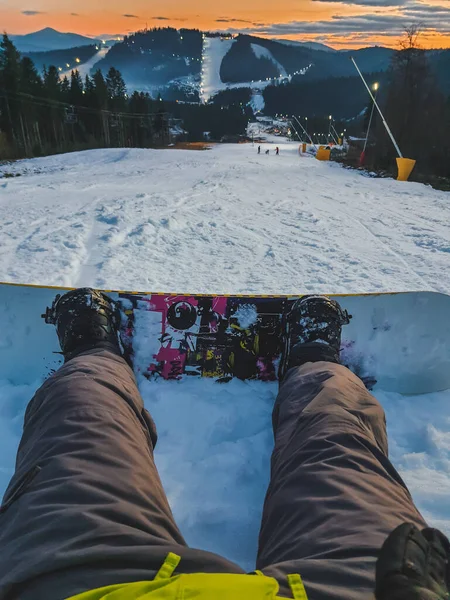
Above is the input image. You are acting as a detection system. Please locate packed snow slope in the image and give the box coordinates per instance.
[1,142,450,571]
[1,142,449,294]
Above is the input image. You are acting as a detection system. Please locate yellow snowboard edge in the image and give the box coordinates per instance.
[0,281,439,299]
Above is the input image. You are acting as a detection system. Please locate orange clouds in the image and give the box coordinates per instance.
[1,0,449,49]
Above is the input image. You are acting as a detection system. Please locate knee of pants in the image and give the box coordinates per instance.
[274,362,387,453]
[21,349,158,449]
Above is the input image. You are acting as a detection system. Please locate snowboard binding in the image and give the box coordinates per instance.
[43,288,123,360]
[280,295,351,379]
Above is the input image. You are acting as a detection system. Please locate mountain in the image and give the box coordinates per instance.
[25,45,100,75]
[94,27,203,100]
[274,39,336,53]
[9,27,449,114]
[10,27,99,53]
[215,35,395,86]
[88,29,397,100]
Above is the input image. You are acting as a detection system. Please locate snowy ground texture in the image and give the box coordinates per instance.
[1,141,450,570]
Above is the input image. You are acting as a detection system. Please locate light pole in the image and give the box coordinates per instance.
[327,115,332,144]
[361,82,379,165]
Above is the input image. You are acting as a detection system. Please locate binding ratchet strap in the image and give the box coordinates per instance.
[287,574,308,600]
[154,553,181,580]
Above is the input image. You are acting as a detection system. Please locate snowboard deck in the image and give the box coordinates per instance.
[0,282,449,395]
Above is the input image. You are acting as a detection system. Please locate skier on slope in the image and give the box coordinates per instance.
[258,146,261,154]
[0,288,448,600]
[276,147,279,155]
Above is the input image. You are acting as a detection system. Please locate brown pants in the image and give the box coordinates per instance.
[0,350,426,600]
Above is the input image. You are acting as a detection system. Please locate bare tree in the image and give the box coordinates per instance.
[399,23,423,51]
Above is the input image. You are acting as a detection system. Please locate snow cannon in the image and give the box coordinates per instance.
[396,158,416,182]
[316,146,330,161]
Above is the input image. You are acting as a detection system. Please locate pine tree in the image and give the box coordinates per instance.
[106,67,127,112]
[69,70,84,105]
[19,57,42,95]
[44,66,61,100]
[60,75,70,100]
[17,56,43,155]
[41,65,63,150]
[84,75,94,97]
[92,69,108,109]
[0,34,22,145]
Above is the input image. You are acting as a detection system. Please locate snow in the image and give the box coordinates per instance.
[250,92,265,113]
[201,37,295,102]
[2,143,448,295]
[1,142,450,570]
[274,38,337,53]
[250,43,287,77]
[200,37,236,102]
[61,46,111,79]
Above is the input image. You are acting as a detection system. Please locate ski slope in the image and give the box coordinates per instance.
[200,37,296,103]
[250,43,287,77]
[62,46,111,79]
[1,143,450,570]
[200,37,236,102]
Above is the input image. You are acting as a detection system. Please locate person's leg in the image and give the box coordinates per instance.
[0,349,243,600]
[257,361,427,600]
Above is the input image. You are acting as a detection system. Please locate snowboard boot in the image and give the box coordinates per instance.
[43,288,122,361]
[280,295,351,378]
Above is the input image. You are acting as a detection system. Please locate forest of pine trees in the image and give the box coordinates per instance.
[370,27,450,183]
[0,33,251,160]
[0,34,170,158]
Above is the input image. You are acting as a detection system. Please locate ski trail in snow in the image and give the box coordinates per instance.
[250,44,287,77]
[61,46,111,79]
[0,144,449,294]
[349,214,431,291]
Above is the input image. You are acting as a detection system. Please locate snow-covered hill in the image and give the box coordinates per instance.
[200,37,236,102]
[11,27,99,53]
[1,144,450,569]
[61,46,111,79]
[2,143,448,293]
[200,37,302,104]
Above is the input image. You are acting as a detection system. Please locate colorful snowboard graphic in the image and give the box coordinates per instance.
[0,283,449,395]
[119,294,284,383]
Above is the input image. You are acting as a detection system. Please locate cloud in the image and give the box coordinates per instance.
[123,14,139,18]
[151,15,187,21]
[230,10,450,37]
[21,10,45,15]
[215,18,254,23]
[312,0,408,5]
[403,1,450,16]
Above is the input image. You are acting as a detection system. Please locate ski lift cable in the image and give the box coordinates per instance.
[0,91,169,120]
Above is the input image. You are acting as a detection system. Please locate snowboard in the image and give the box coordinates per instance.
[0,282,449,395]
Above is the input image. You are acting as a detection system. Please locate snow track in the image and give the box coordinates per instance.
[1,143,447,294]
[200,37,291,102]
[1,143,450,568]
[62,46,111,79]
[250,43,287,77]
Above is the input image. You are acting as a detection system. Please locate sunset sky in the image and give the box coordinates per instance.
[2,0,450,49]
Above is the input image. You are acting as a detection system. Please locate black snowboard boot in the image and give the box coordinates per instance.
[43,288,122,361]
[281,295,351,378]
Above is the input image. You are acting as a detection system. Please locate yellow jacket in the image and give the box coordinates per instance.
[67,553,307,600]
